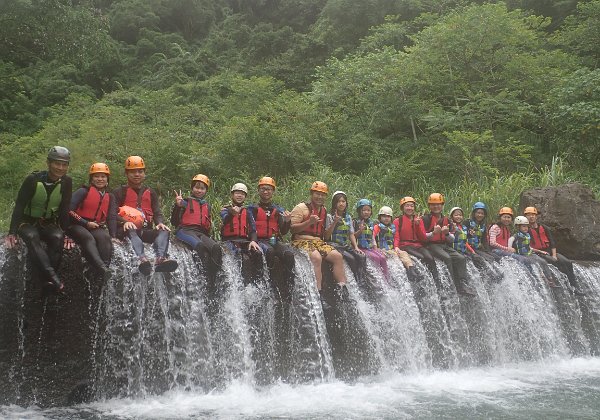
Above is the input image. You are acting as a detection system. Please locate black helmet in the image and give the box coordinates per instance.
[47,146,71,163]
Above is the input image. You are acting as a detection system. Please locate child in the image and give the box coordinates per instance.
[113,156,177,275]
[354,199,388,278]
[373,206,415,276]
[324,190,365,279]
[171,174,222,274]
[68,162,116,280]
[465,202,498,263]
[509,216,559,288]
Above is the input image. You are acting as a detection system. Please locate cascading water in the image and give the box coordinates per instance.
[2,241,600,418]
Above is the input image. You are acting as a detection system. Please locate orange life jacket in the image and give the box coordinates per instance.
[76,186,110,223]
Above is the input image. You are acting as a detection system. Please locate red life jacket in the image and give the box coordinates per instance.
[529,224,551,250]
[489,223,511,247]
[394,215,425,248]
[122,187,154,223]
[180,198,211,233]
[424,213,449,244]
[76,186,110,223]
[222,207,249,239]
[299,202,326,239]
[253,206,280,239]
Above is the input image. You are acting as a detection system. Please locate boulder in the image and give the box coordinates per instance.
[519,183,600,260]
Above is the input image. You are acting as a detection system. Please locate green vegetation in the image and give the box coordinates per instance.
[1,0,599,232]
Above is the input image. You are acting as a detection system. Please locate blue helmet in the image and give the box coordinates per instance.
[356,198,373,211]
[472,201,487,212]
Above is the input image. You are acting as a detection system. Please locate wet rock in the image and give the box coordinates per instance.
[519,183,600,260]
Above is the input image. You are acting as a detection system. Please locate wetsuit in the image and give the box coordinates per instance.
[248,202,295,271]
[529,223,578,288]
[9,171,72,286]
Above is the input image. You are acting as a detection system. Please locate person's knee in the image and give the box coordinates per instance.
[310,250,322,265]
[18,227,38,243]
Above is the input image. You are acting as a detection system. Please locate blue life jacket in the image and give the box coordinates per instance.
[376,222,396,250]
[467,219,486,250]
[513,231,532,256]
[452,223,469,254]
[354,218,374,249]
[331,214,353,246]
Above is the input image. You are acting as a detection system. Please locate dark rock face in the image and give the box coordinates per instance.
[519,183,600,260]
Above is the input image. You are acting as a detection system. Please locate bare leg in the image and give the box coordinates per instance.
[310,250,323,290]
[325,249,347,285]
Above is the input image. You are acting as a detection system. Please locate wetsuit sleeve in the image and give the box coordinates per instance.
[276,205,291,235]
[543,224,557,250]
[57,176,72,231]
[170,199,186,228]
[112,187,126,225]
[69,187,91,227]
[246,208,258,241]
[107,193,117,237]
[393,218,400,248]
[220,206,231,224]
[8,174,37,235]
[150,189,164,225]
[416,219,428,242]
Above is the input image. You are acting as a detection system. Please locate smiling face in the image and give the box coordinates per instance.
[525,213,537,225]
[402,202,415,216]
[428,202,443,215]
[451,210,464,224]
[473,209,486,223]
[90,173,108,190]
[311,191,327,207]
[231,190,247,205]
[126,168,146,188]
[379,214,392,225]
[192,181,207,199]
[500,214,513,226]
[519,224,529,233]
[259,185,274,203]
[360,206,372,220]
[335,196,347,214]
[47,160,69,181]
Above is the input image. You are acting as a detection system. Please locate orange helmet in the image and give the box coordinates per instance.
[498,207,514,217]
[310,181,329,194]
[523,206,538,215]
[89,162,110,176]
[428,193,445,204]
[192,174,210,189]
[399,196,416,208]
[125,156,145,170]
[259,176,276,189]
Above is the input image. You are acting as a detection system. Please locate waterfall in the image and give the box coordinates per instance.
[1,241,600,407]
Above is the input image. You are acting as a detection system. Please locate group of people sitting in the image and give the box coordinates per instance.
[4,146,581,305]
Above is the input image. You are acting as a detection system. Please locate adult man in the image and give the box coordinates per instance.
[5,146,73,291]
[113,156,177,275]
[290,181,348,306]
[524,206,583,294]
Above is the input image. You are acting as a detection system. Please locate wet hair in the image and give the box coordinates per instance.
[330,192,347,217]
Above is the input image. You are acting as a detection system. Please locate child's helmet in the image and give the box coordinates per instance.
[514,216,529,226]
[472,202,487,211]
[449,207,463,217]
[231,183,248,194]
[356,198,373,211]
[378,206,393,217]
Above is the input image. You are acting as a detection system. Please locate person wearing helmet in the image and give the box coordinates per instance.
[464,202,498,264]
[523,206,582,294]
[220,182,262,284]
[488,207,516,257]
[353,199,389,279]
[5,146,73,292]
[247,177,296,296]
[113,156,177,275]
[171,174,222,276]
[290,181,348,306]
[373,205,415,274]
[324,190,366,280]
[393,196,436,279]
[508,216,559,288]
[423,193,475,296]
[67,163,117,280]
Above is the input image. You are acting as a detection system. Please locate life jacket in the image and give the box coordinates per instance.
[180,198,211,232]
[354,218,374,249]
[75,186,110,224]
[513,231,532,256]
[395,214,424,248]
[451,223,469,254]
[330,213,353,246]
[119,186,153,225]
[529,224,551,251]
[298,202,326,239]
[375,222,395,250]
[252,205,280,239]
[466,219,486,250]
[423,213,450,244]
[221,207,249,239]
[23,174,63,220]
[489,223,511,247]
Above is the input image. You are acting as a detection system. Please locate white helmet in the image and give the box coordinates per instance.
[332,190,347,198]
[449,207,464,217]
[378,206,393,217]
[231,183,248,194]
[514,216,529,226]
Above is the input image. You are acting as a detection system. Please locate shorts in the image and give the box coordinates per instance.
[291,239,334,257]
